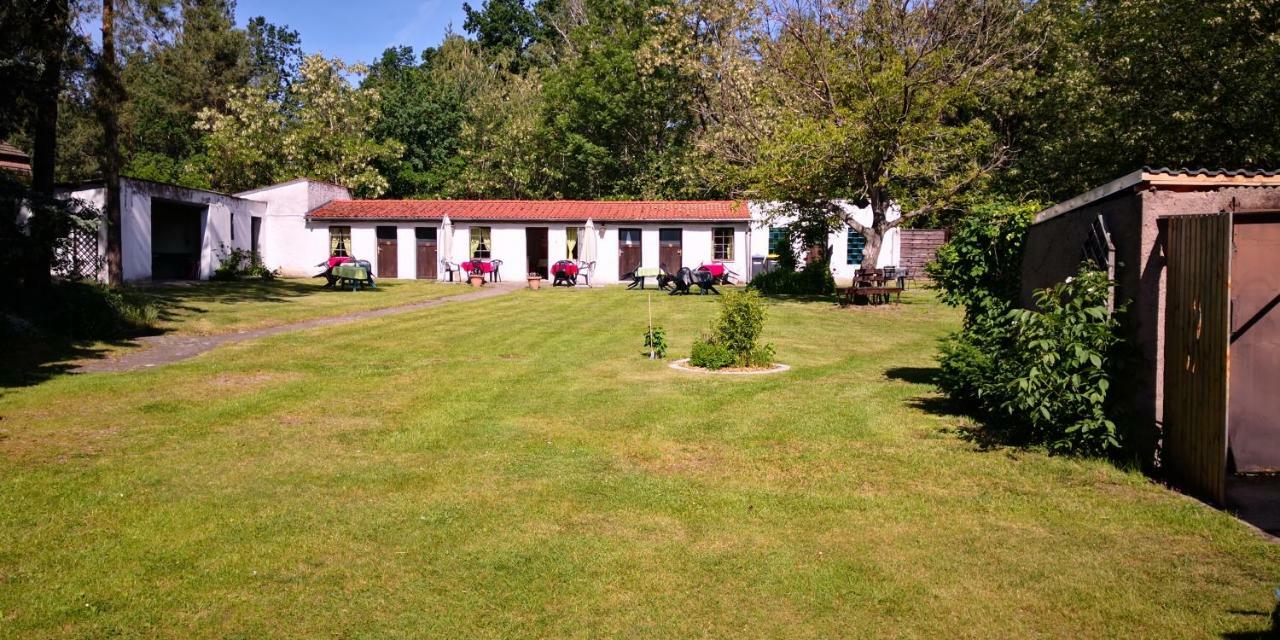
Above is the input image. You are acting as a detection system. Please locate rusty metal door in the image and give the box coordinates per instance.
[376,226,398,278]
[1229,214,1280,472]
[1163,213,1232,503]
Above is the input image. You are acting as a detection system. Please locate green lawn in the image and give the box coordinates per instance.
[132,277,460,336]
[1,287,1276,638]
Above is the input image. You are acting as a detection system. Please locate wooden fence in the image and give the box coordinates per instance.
[899,229,947,276]
[1162,213,1231,504]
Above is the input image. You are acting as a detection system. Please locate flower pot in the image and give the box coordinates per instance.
[468,273,485,287]
[527,276,542,290]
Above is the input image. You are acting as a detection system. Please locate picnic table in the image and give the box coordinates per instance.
[627,266,666,290]
[332,263,375,291]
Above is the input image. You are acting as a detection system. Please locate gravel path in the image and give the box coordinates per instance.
[75,283,521,373]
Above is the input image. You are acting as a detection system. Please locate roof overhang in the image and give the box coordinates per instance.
[1033,168,1280,225]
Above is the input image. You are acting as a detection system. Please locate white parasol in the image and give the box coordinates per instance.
[440,215,454,276]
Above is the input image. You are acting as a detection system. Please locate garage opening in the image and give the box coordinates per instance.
[151,199,205,280]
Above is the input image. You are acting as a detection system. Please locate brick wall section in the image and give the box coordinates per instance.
[899,229,947,276]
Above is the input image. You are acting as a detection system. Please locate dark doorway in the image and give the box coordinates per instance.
[150,199,204,280]
[377,226,398,278]
[415,227,438,279]
[251,216,262,256]
[659,228,682,273]
[526,227,549,278]
[1229,214,1280,472]
[619,228,642,278]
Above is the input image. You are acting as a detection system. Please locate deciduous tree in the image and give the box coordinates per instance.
[706,0,1032,268]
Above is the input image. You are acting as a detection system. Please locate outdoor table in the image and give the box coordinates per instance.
[697,262,737,284]
[698,263,726,278]
[551,260,579,286]
[461,260,494,275]
[332,263,373,291]
[627,266,664,290]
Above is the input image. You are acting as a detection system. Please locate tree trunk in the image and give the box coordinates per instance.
[860,188,890,270]
[97,0,124,286]
[26,0,70,290]
[860,227,883,271]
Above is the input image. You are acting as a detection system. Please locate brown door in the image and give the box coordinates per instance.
[1229,214,1280,472]
[659,228,682,273]
[526,227,549,278]
[619,228,642,278]
[415,227,437,279]
[376,226,398,278]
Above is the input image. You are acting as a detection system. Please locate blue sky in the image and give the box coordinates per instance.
[236,0,470,64]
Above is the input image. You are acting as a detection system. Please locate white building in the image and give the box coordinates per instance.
[61,177,902,285]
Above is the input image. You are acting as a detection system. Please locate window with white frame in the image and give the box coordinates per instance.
[469,227,491,259]
[329,226,351,256]
[712,227,734,261]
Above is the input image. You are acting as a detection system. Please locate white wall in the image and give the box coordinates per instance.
[236,179,351,277]
[62,178,261,282]
[284,220,752,284]
[747,201,901,284]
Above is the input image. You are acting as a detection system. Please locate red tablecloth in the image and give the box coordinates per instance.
[698,263,726,277]
[327,256,352,269]
[461,260,494,274]
[551,261,579,278]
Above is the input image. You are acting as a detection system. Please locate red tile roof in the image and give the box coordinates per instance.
[308,199,749,222]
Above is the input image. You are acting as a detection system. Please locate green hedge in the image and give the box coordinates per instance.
[749,259,835,296]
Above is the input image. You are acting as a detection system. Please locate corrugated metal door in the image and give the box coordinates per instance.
[1229,215,1280,472]
[1162,213,1232,504]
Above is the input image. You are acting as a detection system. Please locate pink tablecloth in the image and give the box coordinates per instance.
[461,260,494,274]
[698,263,726,277]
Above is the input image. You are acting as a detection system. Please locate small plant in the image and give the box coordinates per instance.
[643,325,668,359]
[212,245,276,281]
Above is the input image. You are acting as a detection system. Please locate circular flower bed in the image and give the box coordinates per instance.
[668,358,790,375]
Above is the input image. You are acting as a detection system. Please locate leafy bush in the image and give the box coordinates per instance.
[928,200,1040,320]
[690,337,735,370]
[749,258,835,296]
[7,281,159,342]
[643,325,668,359]
[937,268,1126,455]
[212,246,276,281]
[688,290,774,369]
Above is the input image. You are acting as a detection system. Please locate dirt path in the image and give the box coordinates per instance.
[75,283,521,373]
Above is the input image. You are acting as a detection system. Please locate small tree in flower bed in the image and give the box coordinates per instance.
[690,290,774,369]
